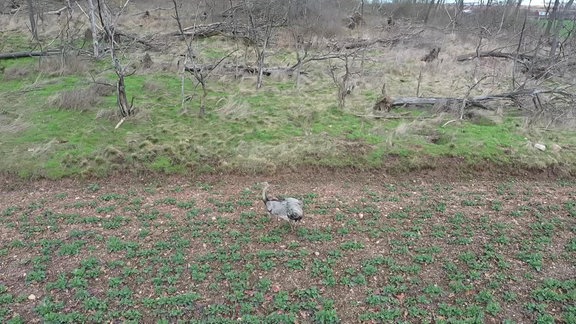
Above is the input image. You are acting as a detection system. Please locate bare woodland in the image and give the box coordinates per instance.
[1,0,576,128]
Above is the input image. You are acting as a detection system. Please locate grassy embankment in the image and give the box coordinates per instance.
[1,31,575,179]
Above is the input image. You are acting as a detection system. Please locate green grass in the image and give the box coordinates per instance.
[2,36,576,179]
[0,32,32,52]
[535,19,576,39]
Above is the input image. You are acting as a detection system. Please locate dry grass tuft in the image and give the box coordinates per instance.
[130,107,152,123]
[0,111,29,134]
[387,115,451,146]
[95,108,121,121]
[50,87,101,112]
[102,145,126,164]
[38,55,90,76]
[2,65,32,81]
[96,106,151,126]
[141,80,164,93]
[27,139,60,157]
[215,97,256,120]
[90,82,116,97]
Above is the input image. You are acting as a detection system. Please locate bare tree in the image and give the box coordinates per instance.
[173,0,236,116]
[327,52,360,109]
[244,0,287,89]
[93,0,135,123]
[289,29,311,88]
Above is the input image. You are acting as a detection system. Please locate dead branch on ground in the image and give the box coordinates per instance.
[45,7,68,15]
[456,50,534,62]
[386,88,574,111]
[335,29,424,51]
[456,49,571,80]
[185,64,304,77]
[0,50,60,60]
[171,22,259,41]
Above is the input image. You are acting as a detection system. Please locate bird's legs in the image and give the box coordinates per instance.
[289,220,298,232]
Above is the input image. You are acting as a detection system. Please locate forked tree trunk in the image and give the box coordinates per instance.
[115,68,131,117]
[97,0,134,118]
[256,36,268,89]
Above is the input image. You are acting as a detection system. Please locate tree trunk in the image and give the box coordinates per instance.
[549,22,561,58]
[544,0,560,37]
[256,36,268,89]
[549,0,573,57]
[116,71,130,117]
[200,81,207,116]
[424,0,435,24]
[27,0,38,41]
[97,0,134,118]
[87,0,100,58]
[498,0,514,32]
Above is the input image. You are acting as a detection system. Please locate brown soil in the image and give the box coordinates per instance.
[1,167,575,322]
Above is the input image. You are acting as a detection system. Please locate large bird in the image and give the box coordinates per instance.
[261,182,304,225]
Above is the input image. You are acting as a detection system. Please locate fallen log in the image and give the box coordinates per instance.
[181,22,224,33]
[185,64,306,77]
[0,50,60,60]
[114,31,157,50]
[178,22,226,38]
[45,6,68,16]
[456,51,534,62]
[457,51,561,80]
[339,29,424,50]
[391,97,455,106]
[343,38,398,50]
[388,88,573,109]
[390,97,490,110]
[175,22,254,40]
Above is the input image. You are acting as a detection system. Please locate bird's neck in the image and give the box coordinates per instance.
[262,185,269,202]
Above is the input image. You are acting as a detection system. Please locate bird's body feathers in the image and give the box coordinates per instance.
[266,198,303,222]
[262,183,303,223]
